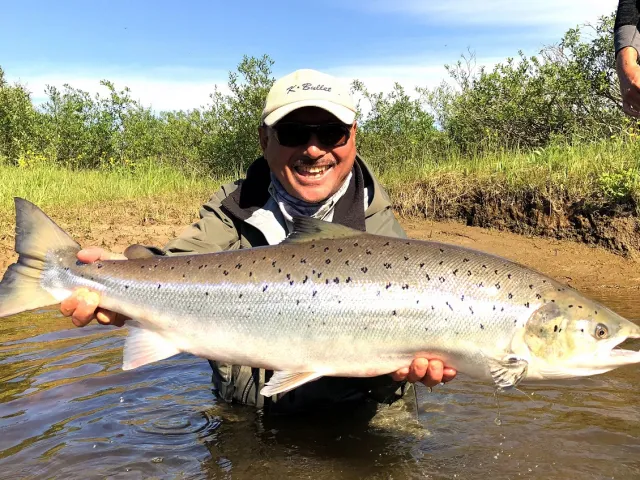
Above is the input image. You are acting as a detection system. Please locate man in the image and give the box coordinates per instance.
[61,69,457,414]
[616,0,640,116]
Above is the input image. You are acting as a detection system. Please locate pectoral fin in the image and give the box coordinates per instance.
[488,355,528,390]
[260,371,324,397]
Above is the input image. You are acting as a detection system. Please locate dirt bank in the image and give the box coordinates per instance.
[1,199,639,310]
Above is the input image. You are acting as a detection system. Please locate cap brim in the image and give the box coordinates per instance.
[263,99,356,126]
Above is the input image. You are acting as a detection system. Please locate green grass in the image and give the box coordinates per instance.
[0,160,222,218]
[375,137,640,216]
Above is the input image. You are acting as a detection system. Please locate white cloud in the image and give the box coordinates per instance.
[7,67,229,112]
[364,0,618,28]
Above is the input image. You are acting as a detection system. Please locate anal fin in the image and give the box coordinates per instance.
[260,371,324,396]
[123,321,181,370]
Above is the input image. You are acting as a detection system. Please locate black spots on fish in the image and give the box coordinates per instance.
[439,248,444,253]
[346,276,352,283]
[402,284,410,290]
[205,291,209,296]
[439,260,444,266]
[64,267,70,272]
[467,270,472,276]
[170,266,175,271]
[551,299,556,303]
[366,249,372,255]
[361,266,368,274]
[439,277,446,283]
[478,282,484,288]
[277,268,282,274]
[252,260,256,264]
[495,282,501,290]
[182,274,186,279]
[431,305,435,311]
[325,259,331,265]
[218,264,222,269]
[310,244,316,249]
[405,241,411,246]
[501,306,504,312]
[514,319,518,325]
[333,277,340,284]
[469,306,474,315]
[480,324,484,330]
[384,241,390,246]
[524,302,530,308]
[235,263,242,269]
[322,320,326,326]
[580,328,585,333]
[262,285,268,292]
[97,263,103,269]
[290,280,295,286]
[419,262,425,269]
[363,325,368,330]
[286,273,291,280]
[482,264,487,269]
[384,262,392,269]
[186,260,191,265]
[508,293,513,300]
[554,325,559,333]
[426,274,431,281]
[317,272,322,279]
[303,275,309,284]
[507,274,512,280]
[353,242,359,247]
[528,284,533,289]
[325,279,330,285]
[568,304,574,308]
[460,294,465,301]
[425,327,429,331]
[595,310,598,315]
[312,290,318,297]
[312,269,316,275]
[446,301,453,311]
[578,305,583,309]
[239,293,243,299]
[493,305,496,311]
[416,300,420,304]
[452,269,458,276]
[344,260,350,266]
[392,310,397,316]
[223,270,229,276]
[557,288,564,292]
[124,285,129,290]
[324,247,330,253]
[536,293,542,299]
[272,260,277,267]
[385,282,392,289]
[249,271,253,277]
[300,258,307,264]
[291,254,296,259]
[157,284,162,289]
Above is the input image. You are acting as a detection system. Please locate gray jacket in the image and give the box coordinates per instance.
[157,155,411,414]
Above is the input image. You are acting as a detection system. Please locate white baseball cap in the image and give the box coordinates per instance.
[261,69,357,126]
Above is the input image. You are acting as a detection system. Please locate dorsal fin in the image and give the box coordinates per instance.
[284,217,364,244]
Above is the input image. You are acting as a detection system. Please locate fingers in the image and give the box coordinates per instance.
[77,247,126,263]
[63,288,100,327]
[391,358,458,388]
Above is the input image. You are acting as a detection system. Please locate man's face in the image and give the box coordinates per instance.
[259,107,357,203]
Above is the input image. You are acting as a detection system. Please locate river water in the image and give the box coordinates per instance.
[0,290,639,479]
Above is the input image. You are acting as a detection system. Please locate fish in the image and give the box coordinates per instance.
[1,197,639,397]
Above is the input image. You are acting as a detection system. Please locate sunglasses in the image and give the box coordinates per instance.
[272,122,351,148]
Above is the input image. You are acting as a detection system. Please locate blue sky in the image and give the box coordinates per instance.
[1,0,619,111]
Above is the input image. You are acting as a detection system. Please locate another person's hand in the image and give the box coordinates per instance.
[617,47,640,117]
[391,358,457,389]
[60,247,129,327]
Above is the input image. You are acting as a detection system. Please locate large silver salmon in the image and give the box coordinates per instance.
[1,198,639,396]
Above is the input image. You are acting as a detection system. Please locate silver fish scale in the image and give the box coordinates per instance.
[41,236,564,376]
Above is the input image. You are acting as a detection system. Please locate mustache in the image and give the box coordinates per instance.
[293,157,336,168]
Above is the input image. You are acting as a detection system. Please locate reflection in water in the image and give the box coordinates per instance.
[0,292,639,479]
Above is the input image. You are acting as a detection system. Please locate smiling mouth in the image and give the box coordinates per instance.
[294,164,334,178]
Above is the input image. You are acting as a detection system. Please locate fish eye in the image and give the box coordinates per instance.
[594,323,609,339]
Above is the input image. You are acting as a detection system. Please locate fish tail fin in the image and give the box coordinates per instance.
[0,198,81,317]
